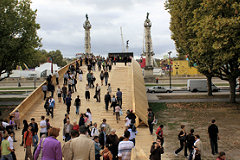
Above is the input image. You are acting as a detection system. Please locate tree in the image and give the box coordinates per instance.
[192,0,240,102]
[0,0,41,80]
[47,50,67,67]
[165,0,216,96]
[166,0,240,102]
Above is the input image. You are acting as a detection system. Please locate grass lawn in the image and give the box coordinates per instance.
[148,102,240,160]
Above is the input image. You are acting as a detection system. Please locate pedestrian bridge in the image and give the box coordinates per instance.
[11,59,153,159]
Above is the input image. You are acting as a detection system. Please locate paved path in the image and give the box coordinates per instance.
[13,63,153,159]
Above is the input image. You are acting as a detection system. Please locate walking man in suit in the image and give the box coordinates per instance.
[70,126,95,160]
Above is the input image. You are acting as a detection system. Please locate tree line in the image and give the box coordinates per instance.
[0,0,66,80]
[165,0,240,103]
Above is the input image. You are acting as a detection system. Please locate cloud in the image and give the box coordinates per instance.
[31,0,176,59]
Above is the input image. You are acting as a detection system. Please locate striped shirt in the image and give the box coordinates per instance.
[118,141,134,160]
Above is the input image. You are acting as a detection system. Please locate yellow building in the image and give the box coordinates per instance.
[172,60,201,76]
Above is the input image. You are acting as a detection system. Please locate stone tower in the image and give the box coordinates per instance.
[143,12,154,68]
[83,14,92,55]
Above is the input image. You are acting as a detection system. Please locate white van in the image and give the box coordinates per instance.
[187,79,219,92]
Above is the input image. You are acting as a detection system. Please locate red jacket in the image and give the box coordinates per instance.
[156,127,163,137]
[24,131,33,147]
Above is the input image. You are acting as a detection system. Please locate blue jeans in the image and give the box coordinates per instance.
[105,77,108,86]
[1,153,13,160]
[32,134,38,147]
[76,105,79,114]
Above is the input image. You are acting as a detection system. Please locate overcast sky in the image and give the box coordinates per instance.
[31,0,177,59]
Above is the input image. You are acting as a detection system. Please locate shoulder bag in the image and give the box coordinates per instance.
[37,138,46,160]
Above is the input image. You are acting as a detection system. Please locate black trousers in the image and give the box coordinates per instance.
[47,107,54,118]
[105,101,109,110]
[85,91,90,100]
[175,140,188,156]
[56,78,59,85]
[210,138,218,154]
[148,121,153,134]
[43,91,47,100]
[67,104,71,114]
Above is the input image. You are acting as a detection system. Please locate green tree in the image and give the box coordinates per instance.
[47,50,67,67]
[192,0,240,103]
[0,0,41,80]
[165,0,217,96]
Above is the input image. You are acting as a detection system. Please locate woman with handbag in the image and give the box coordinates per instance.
[174,125,188,157]
[34,127,62,160]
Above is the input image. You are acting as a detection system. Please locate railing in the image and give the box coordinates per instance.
[131,59,149,126]
[10,60,79,119]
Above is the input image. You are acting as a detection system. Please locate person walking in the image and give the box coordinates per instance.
[99,127,107,149]
[106,129,119,160]
[40,116,48,138]
[150,138,164,160]
[86,108,92,126]
[56,86,62,102]
[116,88,122,107]
[69,126,95,160]
[104,70,109,86]
[63,119,73,142]
[91,123,99,137]
[66,94,72,114]
[34,127,62,160]
[111,95,117,114]
[93,136,101,160]
[104,92,111,111]
[186,129,195,160]
[115,104,121,123]
[85,84,90,101]
[24,125,33,160]
[128,124,137,146]
[42,83,48,100]
[62,130,79,160]
[156,125,164,146]
[49,83,55,98]
[54,70,59,85]
[62,84,67,104]
[208,119,219,155]
[74,95,81,115]
[147,108,155,135]
[1,133,13,160]
[100,71,104,86]
[175,125,187,157]
[193,135,202,160]
[48,96,55,118]
[107,83,112,94]
[67,77,72,92]
[100,119,111,135]
[118,130,134,160]
[20,120,28,146]
[8,131,16,160]
[63,72,68,85]
[29,118,38,149]
[87,71,92,87]
[95,83,101,102]
[78,69,83,81]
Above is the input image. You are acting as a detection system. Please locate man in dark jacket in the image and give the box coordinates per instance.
[186,129,195,160]
[104,92,111,111]
[29,118,38,148]
[99,127,106,149]
[208,119,219,155]
[106,129,119,160]
[150,138,164,160]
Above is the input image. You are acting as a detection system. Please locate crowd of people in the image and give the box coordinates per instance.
[0,55,227,160]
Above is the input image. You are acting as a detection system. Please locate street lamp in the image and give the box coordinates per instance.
[168,51,172,89]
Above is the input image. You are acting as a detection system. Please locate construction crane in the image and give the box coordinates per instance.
[120,27,125,52]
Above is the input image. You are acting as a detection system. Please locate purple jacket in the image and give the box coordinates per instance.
[34,137,62,160]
